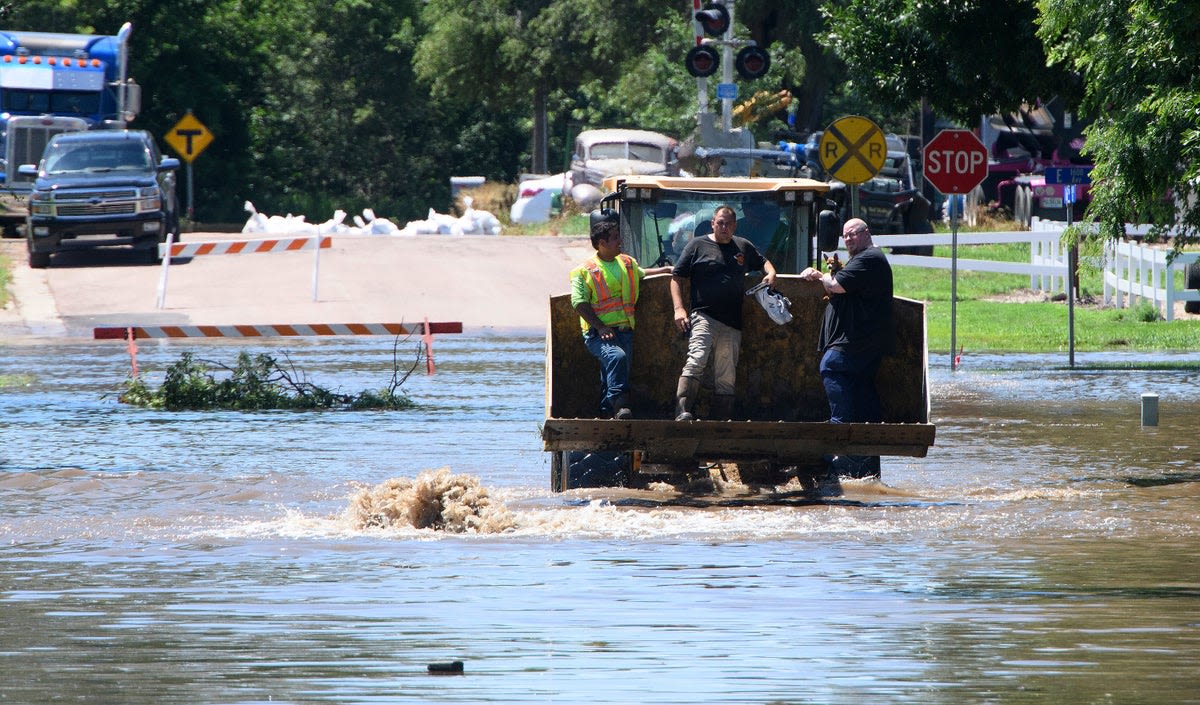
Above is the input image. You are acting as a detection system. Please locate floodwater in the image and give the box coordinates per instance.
[2,334,1199,704]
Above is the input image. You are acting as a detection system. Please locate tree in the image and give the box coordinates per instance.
[738,0,841,135]
[821,0,1080,126]
[415,0,666,174]
[1038,0,1200,245]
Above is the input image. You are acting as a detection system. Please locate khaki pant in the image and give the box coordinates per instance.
[680,311,741,396]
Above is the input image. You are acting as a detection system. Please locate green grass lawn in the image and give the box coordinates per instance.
[896,243,1200,353]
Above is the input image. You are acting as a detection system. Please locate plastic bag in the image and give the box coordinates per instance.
[746,281,793,325]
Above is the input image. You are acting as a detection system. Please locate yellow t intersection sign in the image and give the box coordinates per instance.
[817,115,887,185]
[165,112,213,163]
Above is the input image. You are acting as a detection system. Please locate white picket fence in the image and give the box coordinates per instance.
[1102,240,1200,321]
[861,219,1200,321]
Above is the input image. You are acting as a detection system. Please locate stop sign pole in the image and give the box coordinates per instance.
[923,129,988,370]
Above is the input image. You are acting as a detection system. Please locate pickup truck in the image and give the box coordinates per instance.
[20,129,180,268]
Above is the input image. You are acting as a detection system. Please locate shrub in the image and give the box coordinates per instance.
[120,349,416,411]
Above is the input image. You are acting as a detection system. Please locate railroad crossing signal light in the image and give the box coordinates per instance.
[695,3,730,37]
[735,46,770,80]
[685,45,720,78]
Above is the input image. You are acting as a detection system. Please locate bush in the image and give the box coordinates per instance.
[120,350,415,411]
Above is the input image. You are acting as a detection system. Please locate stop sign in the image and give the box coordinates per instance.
[923,129,988,194]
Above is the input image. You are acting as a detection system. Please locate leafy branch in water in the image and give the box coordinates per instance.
[119,338,419,411]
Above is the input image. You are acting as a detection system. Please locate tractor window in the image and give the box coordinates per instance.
[621,190,809,274]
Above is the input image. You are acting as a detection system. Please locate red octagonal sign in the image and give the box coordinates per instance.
[923,129,988,194]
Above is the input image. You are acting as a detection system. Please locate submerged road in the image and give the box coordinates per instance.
[0,233,594,339]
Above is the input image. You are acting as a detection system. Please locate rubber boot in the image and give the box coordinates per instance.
[711,394,735,420]
[612,394,632,420]
[674,376,699,421]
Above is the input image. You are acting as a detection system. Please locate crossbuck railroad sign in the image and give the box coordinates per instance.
[817,115,887,185]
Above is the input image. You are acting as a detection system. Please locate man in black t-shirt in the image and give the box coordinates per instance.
[801,217,894,477]
[670,205,777,421]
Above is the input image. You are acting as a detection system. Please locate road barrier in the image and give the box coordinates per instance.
[156,234,332,309]
[162,236,331,259]
[94,321,461,340]
[95,320,463,376]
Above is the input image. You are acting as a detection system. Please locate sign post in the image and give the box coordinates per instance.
[1044,166,1092,367]
[165,110,214,224]
[923,129,988,370]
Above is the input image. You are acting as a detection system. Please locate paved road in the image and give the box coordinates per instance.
[0,232,594,340]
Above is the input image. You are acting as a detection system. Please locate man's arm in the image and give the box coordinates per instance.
[670,276,690,332]
[799,266,846,294]
[575,301,620,341]
[761,258,777,287]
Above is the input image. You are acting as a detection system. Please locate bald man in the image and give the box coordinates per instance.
[800,218,894,475]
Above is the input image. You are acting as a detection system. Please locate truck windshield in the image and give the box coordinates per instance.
[624,189,806,273]
[45,143,151,174]
[590,142,666,164]
[3,90,100,116]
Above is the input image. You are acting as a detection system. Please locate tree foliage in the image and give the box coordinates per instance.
[821,0,1080,126]
[119,350,416,411]
[1038,0,1200,245]
[8,0,1188,245]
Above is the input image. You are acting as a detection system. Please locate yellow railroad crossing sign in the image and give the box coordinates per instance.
[817,115,887,185]
[165,112,213,163]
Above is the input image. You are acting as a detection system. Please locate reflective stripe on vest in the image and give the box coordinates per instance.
[585,254,638,324]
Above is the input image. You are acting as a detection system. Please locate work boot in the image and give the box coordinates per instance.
[612,394,632,420]
[711,394,735,420]
[674,376,699,421]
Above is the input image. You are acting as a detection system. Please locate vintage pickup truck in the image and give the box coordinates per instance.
[543,174,935,494]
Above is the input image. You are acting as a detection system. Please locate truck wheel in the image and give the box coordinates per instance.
[1,222,21,239]
[28,249,50,269]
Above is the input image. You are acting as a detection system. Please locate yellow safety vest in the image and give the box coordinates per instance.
[579,254,639,331]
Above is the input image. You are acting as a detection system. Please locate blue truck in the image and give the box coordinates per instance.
[0,23,140,237]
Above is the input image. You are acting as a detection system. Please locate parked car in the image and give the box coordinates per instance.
[21,129,180,268]
[509,173,571,225]
[857,134,934,255]
[569,129,679,188]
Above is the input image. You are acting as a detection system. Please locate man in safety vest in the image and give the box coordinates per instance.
[570,209,671,419]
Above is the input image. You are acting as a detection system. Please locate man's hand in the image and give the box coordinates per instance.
[673,307,690,332]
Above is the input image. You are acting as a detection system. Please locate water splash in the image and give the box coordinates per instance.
[345,467,515,533]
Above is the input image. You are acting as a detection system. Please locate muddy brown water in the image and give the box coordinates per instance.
[2,335,1198,703]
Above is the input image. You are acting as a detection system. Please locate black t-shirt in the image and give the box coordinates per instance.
[672,235,767,330]
[818,246,895,358]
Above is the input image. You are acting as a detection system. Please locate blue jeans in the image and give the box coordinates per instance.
[583,329,634,415]
[819,347,883,424]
